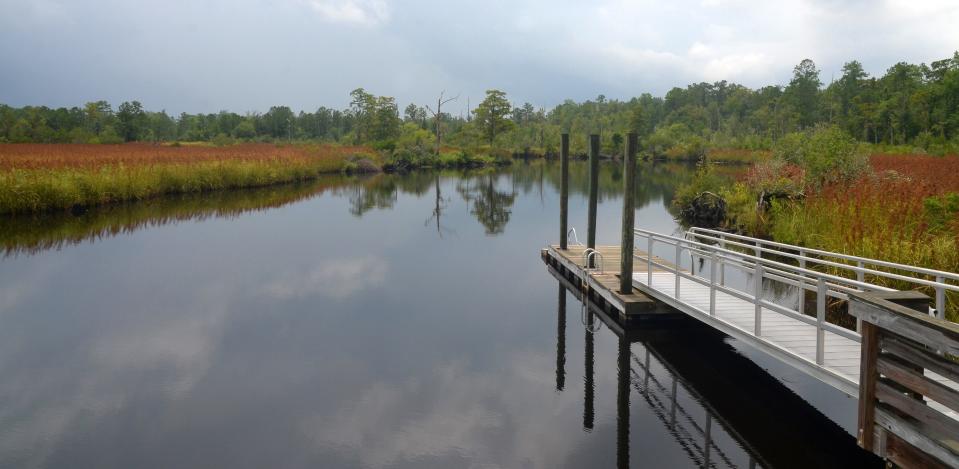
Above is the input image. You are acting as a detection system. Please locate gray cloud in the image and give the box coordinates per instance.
[1,0,957,114]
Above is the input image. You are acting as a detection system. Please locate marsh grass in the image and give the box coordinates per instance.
[0,143,377,214]
[769,155,959,321]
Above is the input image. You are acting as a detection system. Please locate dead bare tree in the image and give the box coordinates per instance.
[426,91,458,154]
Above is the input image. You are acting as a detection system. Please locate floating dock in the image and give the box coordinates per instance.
[541,244,660,321]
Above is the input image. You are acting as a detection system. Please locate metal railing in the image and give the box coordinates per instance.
[687,227,959,320]
[631,349,740,469]
[566,228,583,247]
[634,228,885,365]
[582,248,604,274]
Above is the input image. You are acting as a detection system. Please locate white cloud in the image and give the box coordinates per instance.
[303,0,390,26]
[263,255,388,300]
[2,0,959,112]
[303,353,586,468]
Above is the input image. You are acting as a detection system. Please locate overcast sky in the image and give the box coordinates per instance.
[1,0,958,115]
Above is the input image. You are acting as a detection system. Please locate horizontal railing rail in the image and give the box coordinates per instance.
[688,227,959,319]
[633,228,876,364]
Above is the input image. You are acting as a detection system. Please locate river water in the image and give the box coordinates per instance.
[0,161,878,468]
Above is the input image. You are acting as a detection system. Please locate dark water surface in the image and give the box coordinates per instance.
[0,162,878,468]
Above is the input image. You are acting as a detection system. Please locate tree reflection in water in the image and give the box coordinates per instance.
[457,173,516,235]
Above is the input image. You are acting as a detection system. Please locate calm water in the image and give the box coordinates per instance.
[0,162,878,468]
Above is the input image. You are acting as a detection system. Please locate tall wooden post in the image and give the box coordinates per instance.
[587,134,600,266]
[559,133,570,250]
[855,291,930,453]
[620,133,637,294]
[857,321,879,452]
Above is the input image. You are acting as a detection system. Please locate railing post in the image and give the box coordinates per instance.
[816,277,826,365]
[935,276,945,319]
[647,237,653,287]
[754,263,763,336]
[619,133,637,294]
[857,260,865,286]
[798,248,806,270]
[586,134,599,267]
[719,235,726,286]
[559,133,569,250]
[857,317,878,453]
[709,251,717,316]
[675,243,682,299]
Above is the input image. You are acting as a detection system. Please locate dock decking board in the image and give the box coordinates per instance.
[636,270,862,394]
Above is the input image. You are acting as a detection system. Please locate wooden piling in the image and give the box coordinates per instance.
[587,134,599,266]
[620,133,637,294]
[560,133,570,250]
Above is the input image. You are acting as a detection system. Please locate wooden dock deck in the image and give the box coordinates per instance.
[541,245,660,320]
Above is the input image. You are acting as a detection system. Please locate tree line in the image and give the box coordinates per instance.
[2,52,958,155]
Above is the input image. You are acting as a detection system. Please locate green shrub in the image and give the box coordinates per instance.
[98,126,124,145]
[923,192,959,231]
[722,182,767,234]
[673,165,725,211]
[774,124,868,187]
[212,133,234,147]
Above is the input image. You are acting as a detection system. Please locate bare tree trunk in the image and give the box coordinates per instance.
[427,91,458,154]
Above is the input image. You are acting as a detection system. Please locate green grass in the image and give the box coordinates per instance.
[0,159,346,215]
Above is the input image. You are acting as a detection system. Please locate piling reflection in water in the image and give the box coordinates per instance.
[556,284,566,391]
[616,334,630,469]
[583,308,595,432]
[550,270,882,469]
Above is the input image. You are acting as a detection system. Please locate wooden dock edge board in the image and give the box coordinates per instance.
[545,263,632,337]
[543,246,657,316]
[631,273,862,398]
[545,262,683,333]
